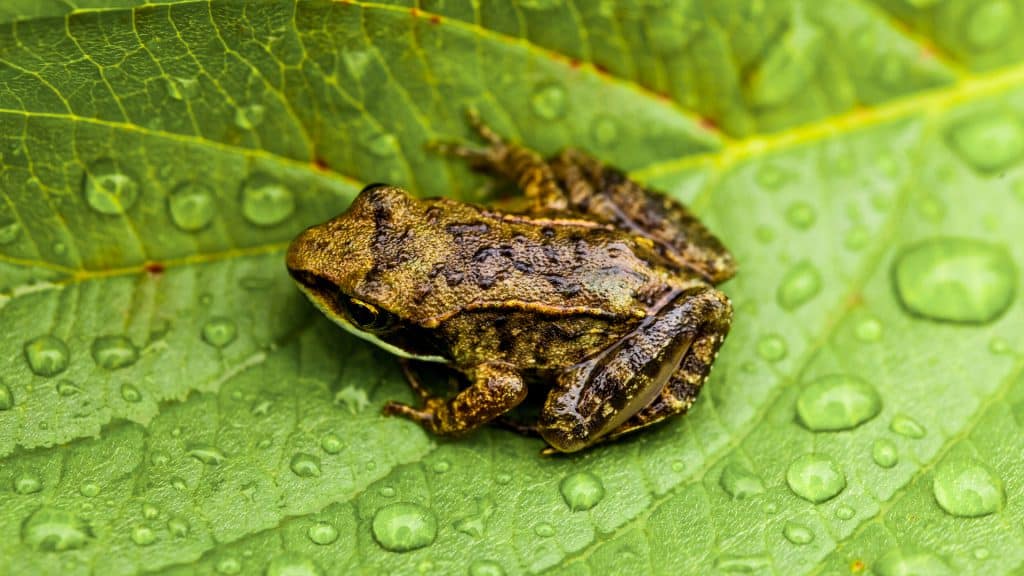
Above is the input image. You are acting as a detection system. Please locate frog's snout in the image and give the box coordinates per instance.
[285,225,321,275]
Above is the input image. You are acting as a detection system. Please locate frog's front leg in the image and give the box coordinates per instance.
[384,361,527,436]
[538,286,731,453]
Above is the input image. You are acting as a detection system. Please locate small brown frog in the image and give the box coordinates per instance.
[286,115,735,453]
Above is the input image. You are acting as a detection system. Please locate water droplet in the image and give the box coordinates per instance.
[530,81,567,120]
[167,516,189,537]
[83,158,139,215]
[845,225,870,251]
[171,477,188,491]
[151,451,170,466]
[719,462,765,499]
[266,554,323,576]
[777,261,822,310]
[142,503,159,520]
[91,335,139,370]
[234,104,266,130]
[534,522,555,537]
[495,473,511,485]
[893,238,1016,324]
[783,521,814,545]
[22,508,93,551]
[875,547,952,576]
[872,439,899,468]
[187,444,226,465]
[835,505,855,520]
[120,383,142,403]
[131,525,156,546]
[307,521,339,545]
[24,335,70,377]
[168,182,217,232]
[0,218,21,245]
[756,334,787,362]
[559,471,605,511]
[371,502,437,552]
[15,473,42,494]
[334,385,369,414]
[166,76,199,100]
[755,164,788,190]
[965,1,1014,49]
[56,380,81,397]
[432,460,450,474]
[0,382,12,410]
[855,317,883,342]
[932,459,1004,517]
[755,225,775,244]
[762,501,779,515]
[320,433,343,454]
[202,318,238,348]
[468,559,506,576]
[947,110,1024,174]
[716,554,771,573]
[365,132,398,157]
[379,486,396,498]
[990,337,1010,354]
[787,454,846,503]
[80,482,100,497]
[241,173,295,226]
[590,115,619,147]
[785,201,817,230]
[796,374,881,431]
[890,415,926,438]
[215,557,241,575]
[290,453,322,478]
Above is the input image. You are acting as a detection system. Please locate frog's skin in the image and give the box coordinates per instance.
[286,116,735,453]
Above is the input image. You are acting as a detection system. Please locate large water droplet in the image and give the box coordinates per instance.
[756,334,787,362]
[131,525,156,546]
[875,547,952,576]
[893,238,1015,324]
[719,462,765,499]
[796,374,881,431]
[266,553,323,576]
[946,111,1024,174]
[782,521,814,545]
[187,444,226,465]
[202,318,238,348]
[290,453,322,478]
[241,173,295,226]
[24,335,70,377]
[83,158,139,215]
[307,521,339,545]
[15,473,42,494]
[0,382,12,410]
[320,433,343,454]
[777,261,822,310]
[371,502,437,552]
[932,459,1004,517]
[786,454,846,503]
[872,439,898,468]
[168,182,217,232]
[530,81,567,120]
[468,559,506,576]
[559,471,605,511]
[91,335,138,370]
[21,508,93,551]
[965,1,1014,49]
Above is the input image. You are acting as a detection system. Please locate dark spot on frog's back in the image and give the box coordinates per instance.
[430,262,465,287]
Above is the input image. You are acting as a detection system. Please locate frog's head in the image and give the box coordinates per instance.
[286,183,449,362]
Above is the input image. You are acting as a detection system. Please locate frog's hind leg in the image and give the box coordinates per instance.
[550,149,736,284]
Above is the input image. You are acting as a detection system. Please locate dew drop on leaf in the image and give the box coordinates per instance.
[495,473,511,485]
[187,444,226,465]
[79,482,100,497]
[974,547,991,560]
[796,374,881,431]
[756,334,787,362]
[241,173,295,226]
[777,261,822,310]
[91,336,139,370]
[844,225,870,251]
[118,383,142,404]
[590,115,619,148]
[559,471,605,511]
[0,382,12,410]
[893,238,1016,324]
[469,559,507,576]
[932,459,1005,517]
[0,217,20,245]
[371,502,437,552]
[534,522,555,537]
[872,439,899,468]
[946,111,1024,174]
[989,337,1010,354]
[56,380,81,397]
[290,453,322,478]
[786,454,846,503]
[171,477,188,492]
[142,503,159,520]
[965,0,1015,49]
[202,318,238,348]
[854,317,883,342]
[364,132,398,158]
[716,554,771,573]
[785,201,817,230]
[379,486,396,498]
[335,385,369,414]
[167,516,190,538]
[168,182,217,232]
[875,547,952,576]
[234,104,266,130]
[719,462,765,500]
[150,451,170,466]
[83,158,139,215]
[307,522,339,545]
[320,433,343,454]
[15,473,42,494]
[24,335,70,377]
[782,521,814,545]
[215,557,242,575]
[21,508,93,552]
[890,415,926,438]
[835,505,855,520]
[266,553,323,576]
[530,80,567,120]
[755,163,788,190]
[130,525,156,546]
[432,460,451,474]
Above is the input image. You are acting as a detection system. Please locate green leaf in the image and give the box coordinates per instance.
[2,1,1023,574]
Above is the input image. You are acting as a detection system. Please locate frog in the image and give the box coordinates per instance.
[286,113,735,453]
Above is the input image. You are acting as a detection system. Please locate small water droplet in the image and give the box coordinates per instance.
[965,1,1014,49]
[290,453,322,478]
[168,182,217,232]
[0,382,12,409]
[989,337,1010,354]
[559,471,605,511]
[974,547,990,560]
[171,477,188,491]
[716,554,771,573]
[187,444,226,465]
[495,473,511,485]
[835,505,855,520]
[80,482,100,497]
[534,522,555,537]
[202,318,238,348]
[22,508,93,551]
[56,380,82,397]
[249,399,272,417]
[371,502,437,552]
[893,238,1016,324]
[932,458,1004,517]
[787,453,846,503]
[334,385,369,414]
[783,521,814,545]
[755,225,775,244]
[167,516,189,538]
[266,554,323,576]
[872,439,899,468]
[307,521,339,545]
[432,460,451,474]
[24,335,70,377]
[142,503,159,520]
[947,110,1024,174]
[131,525,156,546]
[83,158,139,215]
[785,201,817,230]
[120,383,142,403]
[844,225,870,251]
[215,557,241,574]
[240,173,295,226]
[755,164,788,190]
[876,547,952,576]
[234,104,266,129]
[15,473,42,494]
[468,559,506,576]
[671,460,686,473]
[890,415,926,438]
[365,132,398,157]
[530,81,567,120]
[756,334,787,362]
[762,501,779,515]
[855,317,883,342]
[91,335,139,370]
[320,433,343,454]
[796,374,881,431]
[719,462,765,499]
[590,115,619,148]
[777,261,822,310]
[0,218,21,245]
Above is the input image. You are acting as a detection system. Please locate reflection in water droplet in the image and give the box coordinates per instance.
[266,553,323,576]
[241,173,295,226]
[0,382,12,410]
[24,335,70,377]
[371,502,437,552]
[22,508,93,551]
[756,334,787,362]
[855,317,883,342]
[783,521,814,545]
[167,516,190,538]
[719,462,765,499]
[965,1,1014,49]
[202,318,238,348]
[168,182,217,232]
[875,547,952,576]
[893,238,1016,324]
[534,522,555,537]
[187,444,226,465]
[15,473,42,494]
[234,104,266,130]
[290,453,322,478]
[91,335,139,370]
[796,374,881,431]
[890,415,926,438]
[307,521,339,545]
[872,439,899,468]
[530,81,567,120]
[320,433,343,454]
[946,110,1024,174]
[559,471,605,511]
[468,559,507,576]
[786,454,846,503]
[215,557,241,574]
[131,525,156,546]
[932,458,1004,517]
[785,202,817,230]
[777,261,823,310]
[83,158,139,215]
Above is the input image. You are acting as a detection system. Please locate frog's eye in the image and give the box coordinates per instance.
[342,296,393,331]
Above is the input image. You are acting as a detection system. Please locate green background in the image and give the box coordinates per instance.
[1,1,1023,574]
